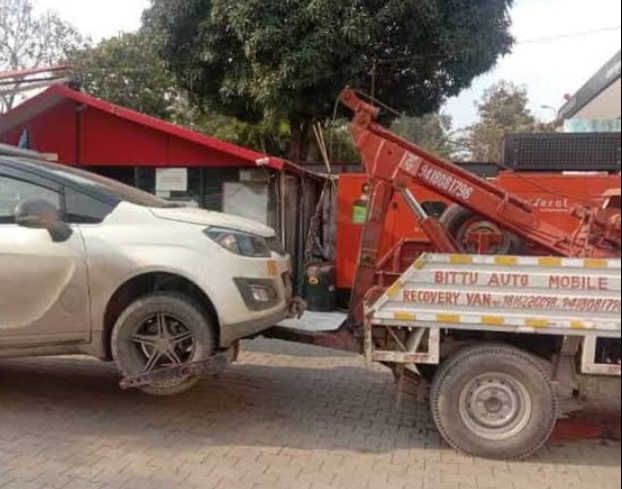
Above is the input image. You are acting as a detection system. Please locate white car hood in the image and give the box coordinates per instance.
[150,207,275,237]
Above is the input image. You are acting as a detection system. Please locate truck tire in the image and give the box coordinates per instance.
[430,344,558,460]
[112,293,216,396]
[440,205,524,255]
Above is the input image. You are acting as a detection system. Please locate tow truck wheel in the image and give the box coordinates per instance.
[112,293,215,396]
[430,344,558,460]
[440,205,524,255]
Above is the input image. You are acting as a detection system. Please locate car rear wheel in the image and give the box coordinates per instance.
[112,293,215,396]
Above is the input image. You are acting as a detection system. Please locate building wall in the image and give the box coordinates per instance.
[559,50,621,123]
[0,100,79,162]
[574,78,621,120]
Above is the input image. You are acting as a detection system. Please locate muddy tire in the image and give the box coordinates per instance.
[430,344,558,460]
[112,293,215,396]
[440,205,524,255]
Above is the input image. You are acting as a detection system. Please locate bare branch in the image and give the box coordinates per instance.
[1,0,84,111]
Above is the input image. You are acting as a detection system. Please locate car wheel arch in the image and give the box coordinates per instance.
[101,271,220,361]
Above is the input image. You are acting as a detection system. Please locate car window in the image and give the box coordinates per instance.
[0,176,61,224]
[64,187,115,224]
[35,161,174,208]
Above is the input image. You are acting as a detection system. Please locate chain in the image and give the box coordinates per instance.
[297,180,331,294]
[304,181,331,269]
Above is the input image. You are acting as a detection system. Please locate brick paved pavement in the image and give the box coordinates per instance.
[1,339,620,489]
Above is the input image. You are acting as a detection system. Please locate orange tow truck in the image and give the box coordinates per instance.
[266,89,621,460]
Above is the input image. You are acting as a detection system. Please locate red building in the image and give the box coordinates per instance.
[0,85,330,288]
[0,85,287,216]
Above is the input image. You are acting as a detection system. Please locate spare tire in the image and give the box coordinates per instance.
[440,205,524,255]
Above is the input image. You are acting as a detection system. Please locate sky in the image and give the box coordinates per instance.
[35,0,622,129]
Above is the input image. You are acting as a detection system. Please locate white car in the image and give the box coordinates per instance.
[0,156,298,395]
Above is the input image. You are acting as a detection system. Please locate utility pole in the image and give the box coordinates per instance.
[370,58,378,99]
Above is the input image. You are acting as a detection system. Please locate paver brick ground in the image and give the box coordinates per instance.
[1,339,620,489]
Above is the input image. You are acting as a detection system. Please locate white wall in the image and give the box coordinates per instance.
[575,79,621,120]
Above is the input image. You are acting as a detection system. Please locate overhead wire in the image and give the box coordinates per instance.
[520,25,622,44]
[373,25,622,66]
[35,23,621,76]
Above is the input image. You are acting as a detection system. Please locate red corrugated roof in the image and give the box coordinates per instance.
[0,84,284,170]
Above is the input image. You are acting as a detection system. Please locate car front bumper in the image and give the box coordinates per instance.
[220,306,287,347]
[216,256,306,347]
[219,295,306,347]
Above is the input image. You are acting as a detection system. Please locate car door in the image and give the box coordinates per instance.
[0,169,91,347]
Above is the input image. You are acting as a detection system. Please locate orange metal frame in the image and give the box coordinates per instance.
[336,173,621,290]
[339,89,621,324]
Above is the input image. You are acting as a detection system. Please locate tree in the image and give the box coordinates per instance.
[460,81,554,162]
[0,0,83,111]
[71,31,293,155]
[71,27,356,161]
[199,112,292,157]
[392,113,455,160]
[71,32,177,120]
[145,0,514,163]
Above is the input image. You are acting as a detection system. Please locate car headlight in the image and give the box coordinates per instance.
[204,227,271,258]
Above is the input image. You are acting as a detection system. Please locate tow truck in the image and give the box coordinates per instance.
[10,72,615,459]
[266,89,621,460]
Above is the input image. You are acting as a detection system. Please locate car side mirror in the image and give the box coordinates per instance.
[14,199,73,243]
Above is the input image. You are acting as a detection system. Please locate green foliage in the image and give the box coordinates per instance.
[210,118,292,158]
[460,81,555,162]
[71,33,290,159]
[71,32,177,120]
[392,113,455,160]
[169,96,289,156]
[145,0,514,161]
[324,121,361,165]
[0,0,83,111]
[71,30,294,156]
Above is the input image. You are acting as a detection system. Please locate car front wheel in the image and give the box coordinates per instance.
[111,293,215,396]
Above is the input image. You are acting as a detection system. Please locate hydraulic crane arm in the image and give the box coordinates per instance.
[341,88,618,258]
[340,89,620,325]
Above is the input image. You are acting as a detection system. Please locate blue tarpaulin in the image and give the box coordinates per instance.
[18,128,29,149]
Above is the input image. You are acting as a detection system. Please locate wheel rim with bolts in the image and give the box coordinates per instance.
[459,373,532,441]
[130,313,196,379]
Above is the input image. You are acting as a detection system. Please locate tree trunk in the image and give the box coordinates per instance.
[289,121,305,164]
